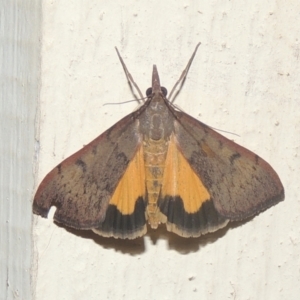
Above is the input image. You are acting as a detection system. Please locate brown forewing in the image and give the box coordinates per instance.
[33,112,142,229]
[173,110,284,220]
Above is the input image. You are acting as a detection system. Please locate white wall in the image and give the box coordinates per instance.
[0,1,41,299]
[31,1,299,299]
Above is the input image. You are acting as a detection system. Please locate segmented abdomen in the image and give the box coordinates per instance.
[143,138,168,228]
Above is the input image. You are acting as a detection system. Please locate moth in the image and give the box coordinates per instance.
[33,43,284,239]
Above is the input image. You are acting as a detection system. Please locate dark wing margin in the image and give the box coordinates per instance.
[173,111,284,221]
[33,112,144,233]
[93,197,147,239]
[159,195,229,238]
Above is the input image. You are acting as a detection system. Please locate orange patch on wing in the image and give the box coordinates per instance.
[162,134,210,213]
[109,145,146,215]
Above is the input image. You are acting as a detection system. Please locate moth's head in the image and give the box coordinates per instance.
[145,65,168,99]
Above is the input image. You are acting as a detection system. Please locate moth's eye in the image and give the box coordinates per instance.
[146,87,168,97]
[161,87,168,97]
[146,88,152,97]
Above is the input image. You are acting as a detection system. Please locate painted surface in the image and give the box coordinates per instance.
[0,1,40,299]
[32,1,300,299]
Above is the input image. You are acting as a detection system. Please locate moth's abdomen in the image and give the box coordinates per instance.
[143,138,168,228]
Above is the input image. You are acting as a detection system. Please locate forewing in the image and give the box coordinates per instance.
[33,112,144,232]
[173,110,284,220]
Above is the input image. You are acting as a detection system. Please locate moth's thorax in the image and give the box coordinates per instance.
[139,94,174,141]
